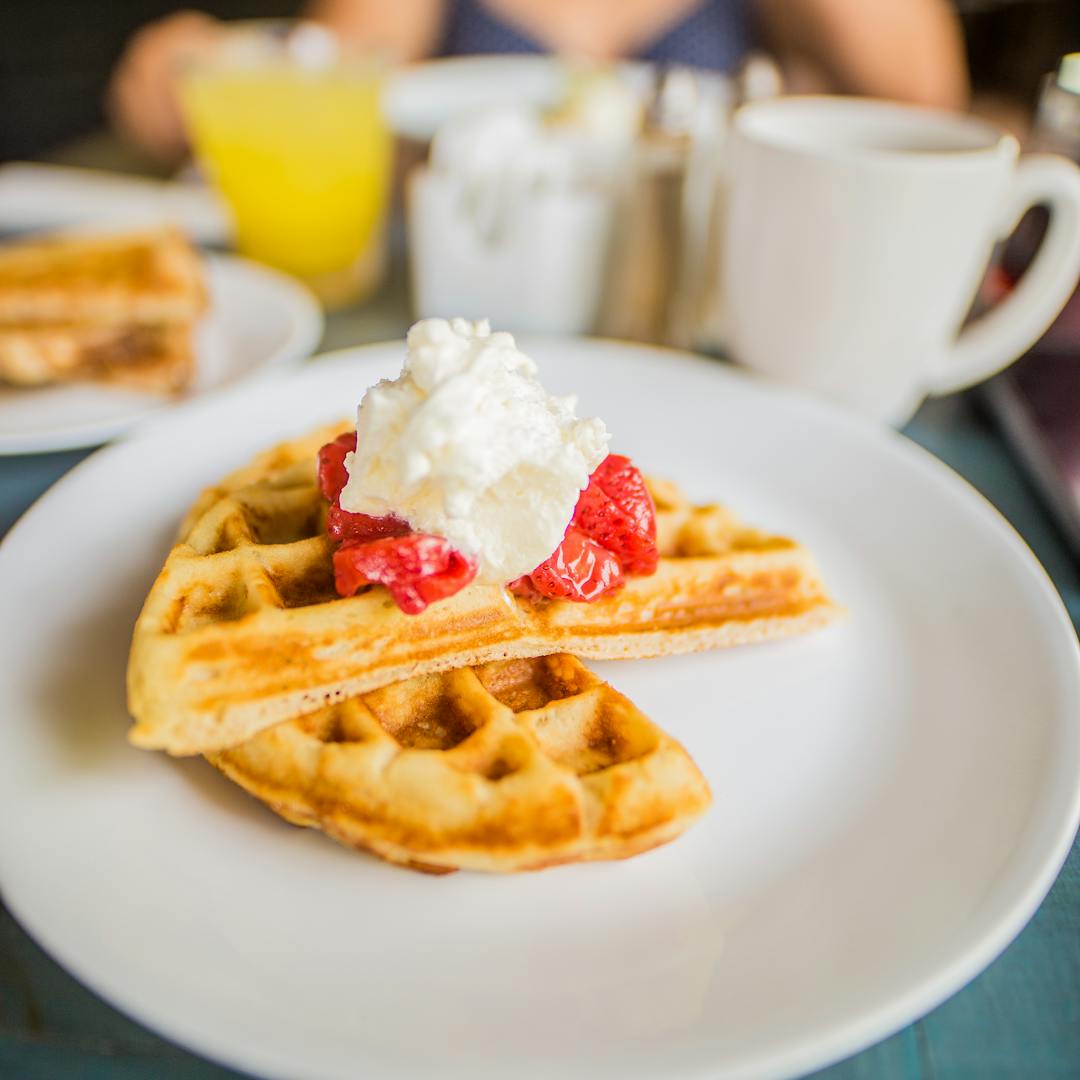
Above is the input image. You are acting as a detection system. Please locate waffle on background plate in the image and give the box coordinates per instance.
[0,228,207,393]
[128,424,843,756]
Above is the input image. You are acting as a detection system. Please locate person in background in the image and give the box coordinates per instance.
[108,0,968,165]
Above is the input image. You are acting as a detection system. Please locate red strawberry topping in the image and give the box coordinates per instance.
[327,505,411,544]
[509,453,658,603]
[320,432,411,543]
[333,534,477,615]
[318,433,477,614]
[317,434,656,613]
[317,431,357,502]
[571,454,658,575]
[518,526,623,601]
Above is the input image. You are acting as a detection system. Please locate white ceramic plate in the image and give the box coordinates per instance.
[383,55,652,141]
[0,162,231,245]
[0,254,322,455]
[0,340,1077,1080]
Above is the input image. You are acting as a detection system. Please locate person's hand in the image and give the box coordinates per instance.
[107,10,224,165]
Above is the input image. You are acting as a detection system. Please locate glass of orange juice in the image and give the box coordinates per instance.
[180,22,392,309]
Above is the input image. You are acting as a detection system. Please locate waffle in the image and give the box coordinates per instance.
[0,322,193,393]
[128,424,842,755]
[0,228,206,325]
[0,228,205,393]
[209,653,711,873]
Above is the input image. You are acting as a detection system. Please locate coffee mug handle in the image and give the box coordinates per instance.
[929,154,1080,396]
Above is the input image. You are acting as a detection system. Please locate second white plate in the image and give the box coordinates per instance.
[0,339,1077,1079]
[0,253,323,455]
[383,55,652,141]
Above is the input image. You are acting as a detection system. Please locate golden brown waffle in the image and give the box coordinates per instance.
[209,653,711,873]
[0,228,207,326]
[128,424,842,755]
[0,322,194,393]
[0,228,205,392]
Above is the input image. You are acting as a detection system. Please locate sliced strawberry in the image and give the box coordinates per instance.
[524,526,623,601]
[591,455,656,534]
[327,505,410,544]
[572,454,658,575]
[507,575,539,598]
[317,432,357,503]
[320,434,409,542]
[333,534,478,614]
[319,434,476,614]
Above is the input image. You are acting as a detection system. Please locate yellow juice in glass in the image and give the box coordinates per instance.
[182,60,391,308]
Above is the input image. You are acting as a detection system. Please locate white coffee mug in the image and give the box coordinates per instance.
[723,96,1080,425]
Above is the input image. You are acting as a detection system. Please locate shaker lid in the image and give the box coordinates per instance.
[1058,53,1080,95]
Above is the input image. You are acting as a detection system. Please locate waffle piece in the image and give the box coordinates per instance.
[209,654,711,873]
[0,227,205,392]
[128,424,842,754]
[0,322,194,393]
[0,228,207,326]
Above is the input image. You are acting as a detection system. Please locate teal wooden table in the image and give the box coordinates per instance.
[0,282,1077,1078]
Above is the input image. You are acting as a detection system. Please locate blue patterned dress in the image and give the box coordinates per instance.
[439,0,759,72]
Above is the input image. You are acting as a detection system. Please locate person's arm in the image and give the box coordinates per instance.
[107,10,224,166]
[303,0,446,62]
[756,0,969,110]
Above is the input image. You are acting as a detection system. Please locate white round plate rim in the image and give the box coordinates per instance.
[0,252,323,456]
[0,338,1077,1080]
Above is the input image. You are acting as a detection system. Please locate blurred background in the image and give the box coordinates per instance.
[2,0,1080,546]
[0,0,1076,165]
[4,10,1080,1080]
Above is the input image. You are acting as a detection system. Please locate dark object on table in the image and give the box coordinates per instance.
[981,50,1080,560]
[982,354,1080,557]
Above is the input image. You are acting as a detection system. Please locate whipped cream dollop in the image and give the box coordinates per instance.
[339,318,609,583]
